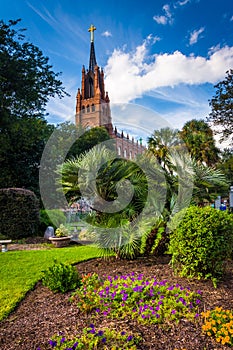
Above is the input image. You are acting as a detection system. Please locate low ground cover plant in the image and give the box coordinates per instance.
[202,307,233,346]
[43,271,202,349]
[46,324,141,349]
[71,272,202,325]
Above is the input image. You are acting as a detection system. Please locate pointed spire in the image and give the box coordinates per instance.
[88,25,97,72]
[88,24,96,42]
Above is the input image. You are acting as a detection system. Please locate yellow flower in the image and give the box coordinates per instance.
[215,307,222,312]
[225,336,230,343]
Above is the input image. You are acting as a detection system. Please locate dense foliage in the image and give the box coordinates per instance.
[208,69,233,144]
[168,206,233,286]
[0,19,66,196]
[0,188,40,239]
[179,119,220,166]
[42,261,81,293]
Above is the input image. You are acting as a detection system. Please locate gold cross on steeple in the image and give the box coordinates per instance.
[88,24,96,43]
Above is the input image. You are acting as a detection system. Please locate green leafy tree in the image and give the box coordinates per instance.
[208,69,233,144]
[217,148,233,191]
[0,19,66,121]
[0,19,67,196]
[179,119,220,166]
[55,122,110,160]
[0,117,54,196]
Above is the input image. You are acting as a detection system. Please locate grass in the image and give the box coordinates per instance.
[0,245,101,321]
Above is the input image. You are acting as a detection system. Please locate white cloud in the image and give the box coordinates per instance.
[230,15,233,21]
[189,27,205,45]
[153,4,173,25]
[176,0,190,6]
[104,39,233,104]
[102,31,112,37]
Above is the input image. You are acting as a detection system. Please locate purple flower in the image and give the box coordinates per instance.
[122,294,128,301]
[167,285,174,290]
[196,299,201,304]
[89,324,95,328]
[60,337,65,343]
[95,308,100,313]
[102,337,106,343]
[49,340,57,348]
[195,313,200,318]
[121,331,126,335]
[171,309,176,314]
[127,335,133,341]
[97,330,104,336]
[73,342,78,349]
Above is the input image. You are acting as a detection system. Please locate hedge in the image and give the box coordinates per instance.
[0,188,40,240]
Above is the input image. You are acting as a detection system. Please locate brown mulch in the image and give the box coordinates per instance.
[0,249,233,350]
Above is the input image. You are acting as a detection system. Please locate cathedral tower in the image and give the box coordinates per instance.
[75,25,113,135]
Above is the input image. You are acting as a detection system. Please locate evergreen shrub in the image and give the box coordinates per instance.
[42,261,81,293]
[0,188,40,240]
[168,206,233,286]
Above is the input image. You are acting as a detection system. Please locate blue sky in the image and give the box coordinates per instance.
[1,0,233,143]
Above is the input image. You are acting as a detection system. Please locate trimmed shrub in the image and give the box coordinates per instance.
[0,188,40,240]
[39,209,66,234]
[168,206,233,286]
[42,261,81,293]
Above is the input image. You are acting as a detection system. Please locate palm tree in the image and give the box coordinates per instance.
[167,150,229,207]
[147,127,182,171]
[179,119,220,167]
[57,144,167,259]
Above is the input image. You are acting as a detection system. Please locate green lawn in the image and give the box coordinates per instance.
[0,245,101,321]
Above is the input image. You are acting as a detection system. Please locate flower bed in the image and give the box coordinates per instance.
[45,271,202,349]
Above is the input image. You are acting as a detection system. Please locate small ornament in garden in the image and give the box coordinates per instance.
[55,224,69,237]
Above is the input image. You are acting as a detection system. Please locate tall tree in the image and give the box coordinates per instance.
[179,119,220,166]
[147,127,181,170]
[208,69,233,144]
[0,19,67,195]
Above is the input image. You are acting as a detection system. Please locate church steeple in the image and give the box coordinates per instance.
[75,25,113,135]
[88,25,97,72]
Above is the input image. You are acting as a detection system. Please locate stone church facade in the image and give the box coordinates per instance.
[75,25,145,159]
